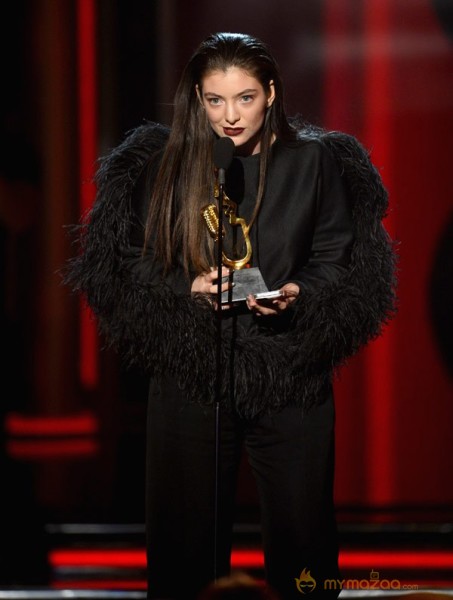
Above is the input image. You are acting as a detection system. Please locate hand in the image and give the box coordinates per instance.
[246,282,300,317]
[191,267,231,296]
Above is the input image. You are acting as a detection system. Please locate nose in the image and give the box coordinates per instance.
[225,102,239,124]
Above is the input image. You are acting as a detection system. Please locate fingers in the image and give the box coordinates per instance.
[280,282,300,303]
[206,267,231,294]
[246,286,299,316]
[191,267,232,294]
[246,294,280,316]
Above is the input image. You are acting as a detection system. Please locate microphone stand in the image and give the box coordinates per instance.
[214,165,225,582]
[210,136,234,583]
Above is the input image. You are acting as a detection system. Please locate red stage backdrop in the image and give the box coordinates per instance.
[324,0,453,506]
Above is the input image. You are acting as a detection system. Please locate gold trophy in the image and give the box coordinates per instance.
[201,184,252,270]
[201,186,274,303]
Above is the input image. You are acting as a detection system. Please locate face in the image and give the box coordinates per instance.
[197,66,275,156]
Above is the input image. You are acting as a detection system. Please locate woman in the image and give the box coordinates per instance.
[65,32,396,599]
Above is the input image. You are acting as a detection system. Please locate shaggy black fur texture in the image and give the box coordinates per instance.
[63,121,397,418]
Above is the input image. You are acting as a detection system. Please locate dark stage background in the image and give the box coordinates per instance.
[1,0,453,588]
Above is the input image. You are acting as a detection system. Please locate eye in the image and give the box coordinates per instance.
[207,97,222,105]
[240,95,254,103]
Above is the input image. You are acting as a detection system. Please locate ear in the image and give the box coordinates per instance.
[267,80,276,108]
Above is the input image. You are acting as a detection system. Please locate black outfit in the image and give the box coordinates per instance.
[64,121,397,599]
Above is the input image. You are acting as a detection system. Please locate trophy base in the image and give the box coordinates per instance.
[221,267,270,304]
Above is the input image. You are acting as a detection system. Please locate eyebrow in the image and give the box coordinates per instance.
[203,88,258,98]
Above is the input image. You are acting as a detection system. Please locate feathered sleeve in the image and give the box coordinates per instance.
[63,122,221,404]
[293,126,398,367]
[230,125,398,416]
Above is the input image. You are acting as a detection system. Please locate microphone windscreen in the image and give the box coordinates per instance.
[213,137,235,170]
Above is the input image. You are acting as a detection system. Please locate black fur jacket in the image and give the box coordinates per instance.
[64,121,397,418]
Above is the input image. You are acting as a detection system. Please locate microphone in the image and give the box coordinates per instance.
[201,138,234,242]
[213,137,235,184]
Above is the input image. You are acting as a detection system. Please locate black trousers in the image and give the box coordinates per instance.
[146,377,340,599]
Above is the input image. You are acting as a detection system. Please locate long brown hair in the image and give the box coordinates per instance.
[145,32,296,275]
